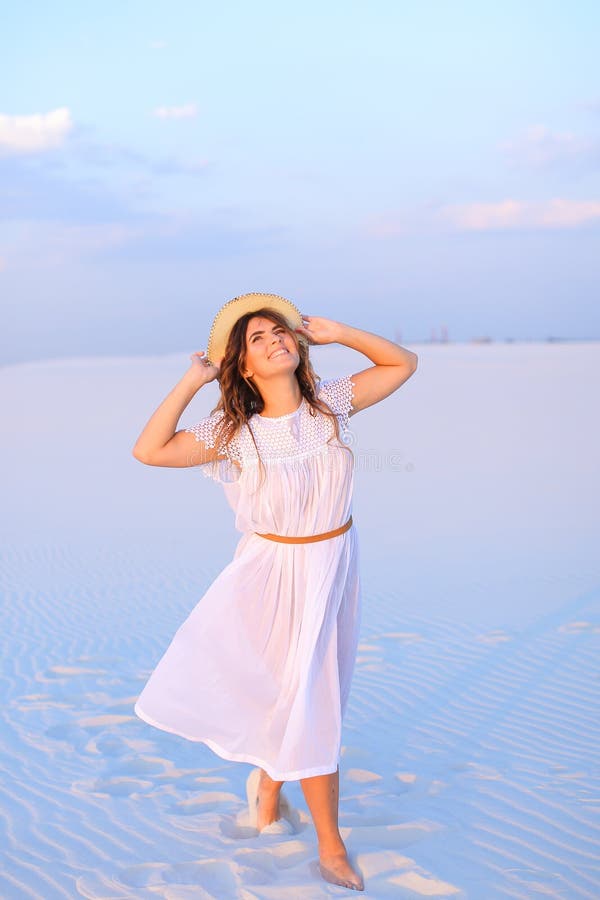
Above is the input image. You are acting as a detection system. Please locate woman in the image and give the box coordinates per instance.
[132,292,418,891]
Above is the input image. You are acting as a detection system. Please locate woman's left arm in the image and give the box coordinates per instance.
[295,316,418,415]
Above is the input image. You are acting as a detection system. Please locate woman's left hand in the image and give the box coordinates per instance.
[295,315,341,346]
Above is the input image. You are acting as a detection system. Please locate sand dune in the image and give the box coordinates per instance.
[1,342,599,898]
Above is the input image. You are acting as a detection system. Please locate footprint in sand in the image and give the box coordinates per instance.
[223,795,306,839]
[119,862,167,889]
[231,840,312,870]
[45,722,88,748]
[120,859,241,893]
[89,733,129,757]
[168,859,240,889]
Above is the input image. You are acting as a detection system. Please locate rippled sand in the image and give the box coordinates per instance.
[1,343,599,898]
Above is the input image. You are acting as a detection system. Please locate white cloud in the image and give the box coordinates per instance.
[439,198,600,231]
[149,40,167,50]
[0,107,73,154]
[501,124,596,167]
[153,103,198,120]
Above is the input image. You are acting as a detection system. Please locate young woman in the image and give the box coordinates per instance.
[132,293,418,891]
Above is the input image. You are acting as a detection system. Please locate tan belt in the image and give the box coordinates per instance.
[256,515,353,544]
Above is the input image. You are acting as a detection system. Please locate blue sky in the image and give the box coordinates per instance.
[1,1,599,363]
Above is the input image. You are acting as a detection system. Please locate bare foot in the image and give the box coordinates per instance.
[319,850,364,891]
[256,769,283,831]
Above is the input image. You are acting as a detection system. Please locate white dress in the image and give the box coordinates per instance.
[134,374,361,781]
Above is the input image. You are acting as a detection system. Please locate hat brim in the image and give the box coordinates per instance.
[207,292,304,366]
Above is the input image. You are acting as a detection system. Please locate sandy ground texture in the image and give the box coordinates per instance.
[1,341,599,898]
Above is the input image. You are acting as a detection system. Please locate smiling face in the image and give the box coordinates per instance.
[243,315,300,379]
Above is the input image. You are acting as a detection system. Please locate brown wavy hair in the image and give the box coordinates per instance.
[207,306,353,486]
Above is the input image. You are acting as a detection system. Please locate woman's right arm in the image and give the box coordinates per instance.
[132,352,221,468]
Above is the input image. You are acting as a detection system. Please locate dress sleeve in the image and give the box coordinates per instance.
[182,411,241,484]
[316,373,356,433]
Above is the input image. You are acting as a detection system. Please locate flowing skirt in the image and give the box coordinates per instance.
[134,526,361,781]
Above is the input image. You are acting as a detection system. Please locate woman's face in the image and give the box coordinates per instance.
[243,316,300,379]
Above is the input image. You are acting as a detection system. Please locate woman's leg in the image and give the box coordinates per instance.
[300,767,364,891]
[256,769,285,830]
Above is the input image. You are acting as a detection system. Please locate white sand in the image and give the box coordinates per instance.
[1,341,599,898]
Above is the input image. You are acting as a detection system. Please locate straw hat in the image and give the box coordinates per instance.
[206,292,304,366]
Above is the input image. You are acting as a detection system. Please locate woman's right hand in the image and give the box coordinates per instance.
[188,350,220,386]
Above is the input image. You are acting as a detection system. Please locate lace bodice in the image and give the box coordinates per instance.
[183,374,355,484]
